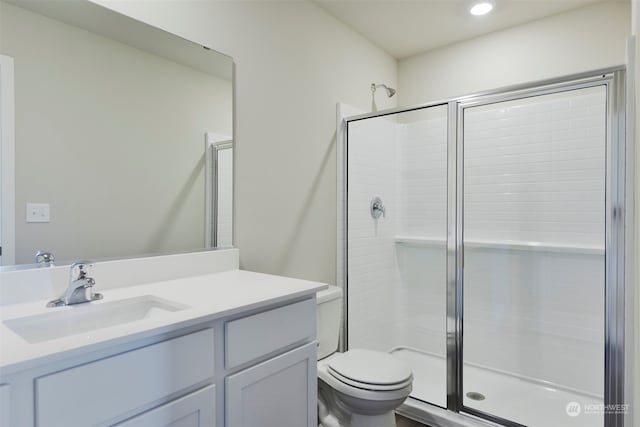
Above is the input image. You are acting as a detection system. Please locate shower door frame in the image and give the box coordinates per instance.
[452,69,626,427]
[340,66,627,427]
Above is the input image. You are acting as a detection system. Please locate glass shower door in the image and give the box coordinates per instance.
[461,85,607,427]
[346,105,448,408]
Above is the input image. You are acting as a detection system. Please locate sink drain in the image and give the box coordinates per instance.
[466,392,486,401]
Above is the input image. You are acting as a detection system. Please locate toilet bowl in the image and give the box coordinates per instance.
[316,287,413,427]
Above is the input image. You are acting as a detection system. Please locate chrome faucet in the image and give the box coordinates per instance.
[46,261,103,307]
[35,250,55,266]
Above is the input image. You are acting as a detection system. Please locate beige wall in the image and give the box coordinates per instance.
[398,1,630,105]
[92,0,398,285]
[1,2,232,264]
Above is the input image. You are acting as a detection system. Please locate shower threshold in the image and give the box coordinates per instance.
[391,347,603,427]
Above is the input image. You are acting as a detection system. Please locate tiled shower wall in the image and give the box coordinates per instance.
[394,111,448,359]
[347,115,402,352]
[347,86,607,396]
[463,87,605,246]
[396,113,448,238]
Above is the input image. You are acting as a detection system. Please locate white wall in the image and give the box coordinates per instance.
[91,0,397,285]
[1,2,232,264]
[398,1,630,105]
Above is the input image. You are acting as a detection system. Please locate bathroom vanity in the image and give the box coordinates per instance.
[0,249,325,426]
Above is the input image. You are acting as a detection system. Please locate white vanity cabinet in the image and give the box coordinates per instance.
[0,295,318,427]
[223,298,317,426]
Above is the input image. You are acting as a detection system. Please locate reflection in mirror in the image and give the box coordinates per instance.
[0,0,234,269]
[205,133,233,248]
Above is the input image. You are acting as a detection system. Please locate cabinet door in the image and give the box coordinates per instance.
[115,385,215,427]
[226,342,317,427]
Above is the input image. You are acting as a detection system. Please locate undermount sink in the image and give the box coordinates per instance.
[4,295,189,344]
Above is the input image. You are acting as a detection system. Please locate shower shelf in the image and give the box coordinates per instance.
[394,236,604,255]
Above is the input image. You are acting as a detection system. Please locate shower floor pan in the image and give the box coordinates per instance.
[391,347,603,427]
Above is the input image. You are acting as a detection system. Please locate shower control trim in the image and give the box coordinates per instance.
[370,196,386,219]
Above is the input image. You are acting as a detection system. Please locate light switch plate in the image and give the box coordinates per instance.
[26,203,50,223]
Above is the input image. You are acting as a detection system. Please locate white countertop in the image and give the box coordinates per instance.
[0,269,327,375]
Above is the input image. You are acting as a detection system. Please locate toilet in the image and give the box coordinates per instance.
[316,286,413,427]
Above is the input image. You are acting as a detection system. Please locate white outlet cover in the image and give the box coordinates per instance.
[26,203,50,223]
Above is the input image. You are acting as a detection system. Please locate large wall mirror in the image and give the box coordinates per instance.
[0,0,234,269]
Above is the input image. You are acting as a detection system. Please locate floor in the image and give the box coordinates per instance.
[396,414,428,427]
[392,348,603,427]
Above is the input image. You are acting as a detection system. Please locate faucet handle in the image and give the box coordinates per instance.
[69,260,93,281]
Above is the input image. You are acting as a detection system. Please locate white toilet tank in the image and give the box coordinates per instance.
[316,286,343,360]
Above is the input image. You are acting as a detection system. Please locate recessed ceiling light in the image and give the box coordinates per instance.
[470,1,495,16]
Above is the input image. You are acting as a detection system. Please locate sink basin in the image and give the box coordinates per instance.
[4,295,189,343]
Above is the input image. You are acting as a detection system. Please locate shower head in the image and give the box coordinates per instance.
[371,83,396,98]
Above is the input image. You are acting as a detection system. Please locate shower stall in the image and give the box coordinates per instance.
[338,68,626,427]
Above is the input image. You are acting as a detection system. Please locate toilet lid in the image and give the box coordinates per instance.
[327,349,413,389]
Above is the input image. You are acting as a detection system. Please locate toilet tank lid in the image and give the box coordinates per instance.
[317,286,343,304]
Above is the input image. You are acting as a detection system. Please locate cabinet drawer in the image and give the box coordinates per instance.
[225,298,315,368]
[36,328,214,426]
[115,384,215,427]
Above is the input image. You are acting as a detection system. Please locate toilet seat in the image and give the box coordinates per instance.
[318,364,412,402]
[328,369,413,391]
[325,349,413,392]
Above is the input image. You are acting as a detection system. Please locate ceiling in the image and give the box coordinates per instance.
[313,0,614,59]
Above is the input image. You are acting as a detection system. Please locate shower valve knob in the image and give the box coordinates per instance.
[370,197,386,219]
